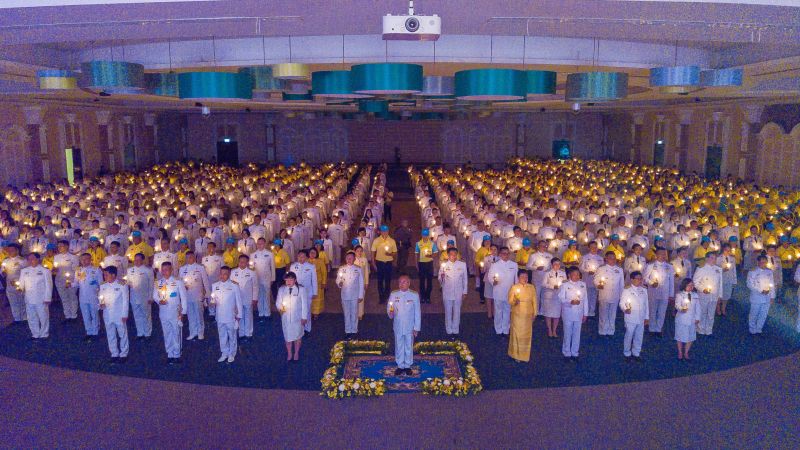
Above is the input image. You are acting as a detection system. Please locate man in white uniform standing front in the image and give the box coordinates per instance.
[179,251,210,341]
[210,266,243,363]
[126,253,155,339]
[99,266,130,362]
[490,247,520,336]
[594,251,625,336]
[152,262,189,364]
[337,251,365,335]
[692,252,723,336]
[230,254,258,340]
[439,247,468,335]
[387,274,421,376]
[250,238,276,320]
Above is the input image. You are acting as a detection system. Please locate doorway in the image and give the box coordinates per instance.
[705,145,722,179]
[653,140,665,167]
[216,139,239,167]
[64,147,84,185]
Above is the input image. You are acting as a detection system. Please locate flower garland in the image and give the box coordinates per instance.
[415,340,483,397]
[321,340,388,399]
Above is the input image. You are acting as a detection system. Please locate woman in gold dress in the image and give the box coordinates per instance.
[508,270,538,363]
[309,245,329,320]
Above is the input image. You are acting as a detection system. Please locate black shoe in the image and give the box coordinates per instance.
[118,357,127,364]
[394,368,404,376]
[634,356,644,363]
[109,357,118,364]
[84,336,93,343]
[168,358,182,365]
[657,332,663,338]
[404,368,413,375]
[625,356,632,363]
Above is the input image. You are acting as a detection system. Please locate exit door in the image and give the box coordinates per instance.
[217,140,239,167]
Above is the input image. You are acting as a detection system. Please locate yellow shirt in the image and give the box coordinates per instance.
[310,257,328,294]
[177,248,189,268]
[274,248,290,269]
[562,248,581,266]
[777,245,799,269]
[475,247,490,268]
[515,247,532,269]
[223,248,240,268]
[730,246,743,264]
[371,236,398,262]
[693,245,709,266]
[416,239,436,263]
[126,241,154,262]
[605,243,625,262]
[762,232,779,247]
[43,255,55,270]
[88,246,106,267]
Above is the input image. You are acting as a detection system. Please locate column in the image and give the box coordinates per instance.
[22,106,47,182]
[95,110,113,173]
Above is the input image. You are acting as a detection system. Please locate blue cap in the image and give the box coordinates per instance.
[379,224,389,232]
[179,238,189,245]
[765,222,775,231]
[226,237,236,244]
[447,239,455,245]
[780,236,789,243]
[89,236,100,242]
[522,237,531,246]
[791,237,799,244]
[351,238,360,247]
[653,218,662,223]
[46,243,57,250]
[421,228,430,237]
[482,235,492,241]
[729,236,738,243]
[273,239,283,246]
[131,230,142,237]
[314,239,324,245]
[610,234,620,240]
[568,239,577,246]
[0,240,8,247]
[654,235,664,242]
[701,236,711,243]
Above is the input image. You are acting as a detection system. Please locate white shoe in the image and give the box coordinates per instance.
[227,355,235,363]
[186,335,195,341]
[218,355,227,363]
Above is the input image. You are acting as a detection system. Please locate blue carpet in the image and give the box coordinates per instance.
[343,354,462,392]
[0,284,798,391]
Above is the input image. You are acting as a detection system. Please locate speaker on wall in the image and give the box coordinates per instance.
[552,140,571,160]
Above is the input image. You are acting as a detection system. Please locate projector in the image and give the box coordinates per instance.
[382,1,441,41]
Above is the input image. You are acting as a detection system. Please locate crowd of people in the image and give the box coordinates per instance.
[410,158,800,362]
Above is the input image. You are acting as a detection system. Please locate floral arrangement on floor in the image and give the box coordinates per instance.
[321,340,388,399]
[414,340,483,397]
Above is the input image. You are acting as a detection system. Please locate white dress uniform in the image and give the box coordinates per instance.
[99,281,130,357]
[623,254,647,282]
[439,259,468,334]
[541,269,567,318]
[594,264,625,335]
[53,253,80,319]
[152,276,189,359]
[201,254,224,316]
[152,251,177,271]
[692,264,723,335]
[720,255,737,301]
[489,259,519,335]
[643,261,676,333]
[179,263,210,340]
[230,267,258,338]
[1,256,26,321]
[327,223,346,268]
[674,291,700,343]
[276,285,308,342]
[76,266,103,336]
[526,251,553,311]
[795,266,800,332]
[125,265,154,337]
[336,264,365,333]
[557,280,588,357]
[289,261,318,332]
[194,237,210,259]
[18,264,53,338]
[101,253,129,273]
[250,249,276,318]
[210,280,243,360]
[387,289,421,369]
[746,268,775,334]
[578,253,604,317]
[620,285,649,357]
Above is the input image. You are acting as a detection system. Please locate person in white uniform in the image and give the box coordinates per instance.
[620,271,649,361]
[692,252,723,335]
[289,250,317,333]
[674,278,701,360]
[250,238,276,319]
[276,271,308,361]
[179,251,210,341]
[643,248,676,336]
[336,251,365,335]
[717,243,738,317]
[201,241,224,317]
[578,241,604,318]
[746,255,776,335]
[230,254,258,340]
[76,253,103,339]
[557,267,588,359]
[387,274,421,375]
[1,243,26,322]
[152,262,189,364]
[125,253,154,338]
[489,247,520,336]
[439,247,468,335]
[210,266,243,363]
[18,253,53,339]
[98,266,130,361]
[541,259,567,338]
[594,251,625,336]
[53,240,80,321]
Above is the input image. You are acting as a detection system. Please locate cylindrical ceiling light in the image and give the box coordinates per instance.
[80,61,145,94]
[145,72,178,97]
[37,70,77,90]
[282,90,313,101]
[351,63,423,95]
[273,63,310,80]
[454,68,527,101]
[311,70,371,99]
[525,70,558,99]
[565,72,628,102]
[239,66,284,92]
[177,72,252,100]
[415,75,455,97]
[649,65,700,94]
[700,68,743,87]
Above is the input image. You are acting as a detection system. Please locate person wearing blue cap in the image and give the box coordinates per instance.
[415,228,438,304]
[126,230,153,266]
[371,224,397,302]
[87,236,107,268]
[693,236,712,267]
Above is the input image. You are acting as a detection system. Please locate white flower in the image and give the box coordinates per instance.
[443,379,451,386]
[457,380,463,385]
[338,384,346,392]
[465,355,473,362]
[353,382,360,390]
[369,382,376,389]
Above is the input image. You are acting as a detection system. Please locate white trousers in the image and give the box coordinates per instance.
[444,297,463,334]
[105,321,129,357]
[26,303,49,338]
[697,295,717,335]
[748,302,770,334]
[55,280,79,319]
[331,245,342,268]
[586,287,598,317]
[562,319,582,357]
[7,289,26,321]
[624,322,644,357]
[186,299,205,339]
[342,297,359,334]
[257,281,271,317]
[598,301,618,335]
[238,301,255,337]
[160,318,182,358]
[493,298,511,335]
[394,332,414,369]
[647,297,669,333]
[80,302,99,335]
[217,321,238,357]
[131,301,152,337]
